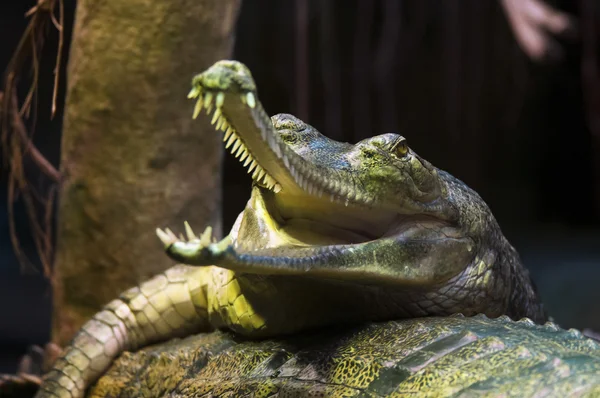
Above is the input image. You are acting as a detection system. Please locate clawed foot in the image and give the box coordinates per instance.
[156,222,230,266]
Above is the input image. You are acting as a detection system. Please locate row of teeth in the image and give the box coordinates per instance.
[188,84,367,207]
[188,86,282,193]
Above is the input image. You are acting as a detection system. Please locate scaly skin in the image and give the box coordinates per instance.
[36,61,545,397]
[88,315,600,397]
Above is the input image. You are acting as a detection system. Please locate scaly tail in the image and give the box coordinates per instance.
[35,264,212,398]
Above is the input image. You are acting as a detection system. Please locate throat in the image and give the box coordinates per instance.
[280,218,374,245]
[272,190,398,238]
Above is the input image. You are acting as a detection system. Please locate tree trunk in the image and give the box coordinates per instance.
[52,0,241,346]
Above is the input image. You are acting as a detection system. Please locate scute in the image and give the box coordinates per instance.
[86,316,600,398]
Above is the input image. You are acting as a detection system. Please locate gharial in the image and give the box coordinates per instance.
[32,60,586,398]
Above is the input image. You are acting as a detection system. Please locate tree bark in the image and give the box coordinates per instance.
[52,0,241,346]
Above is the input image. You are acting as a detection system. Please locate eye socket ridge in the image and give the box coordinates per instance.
[279,131,300,144]
[389,137,409,157]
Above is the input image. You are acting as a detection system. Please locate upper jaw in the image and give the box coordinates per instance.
[189,61,449,219]
[189,66,375,207]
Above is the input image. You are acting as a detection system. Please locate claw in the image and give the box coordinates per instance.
[184,221,197,240]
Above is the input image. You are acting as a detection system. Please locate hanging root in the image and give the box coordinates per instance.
[1,0,64,278]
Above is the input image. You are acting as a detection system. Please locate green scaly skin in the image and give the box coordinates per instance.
[36,60,546,398]
[89,315,600,397]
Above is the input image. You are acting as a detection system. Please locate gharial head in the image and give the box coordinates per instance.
[187,60,459,243]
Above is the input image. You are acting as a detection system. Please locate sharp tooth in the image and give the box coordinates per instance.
[164,228,177,240]
[232,140,242,154]
[199,226,212,246]
[188,86,201,99]
[239,151,249,162]
[225,134,237,149]
[216,116,224,131]
[252,167,260,180]
[345,197,350,207]
[224,127,234,141]
[236,144,246,158]
[220,118,229,131]
[243,156,252,167]
[156,228,175,246]
[204,92,213,108]
[256,169,266,182]
[184,221,197,240]
[248,161,258,173]
[216,92,225,108]
[211,108,221,125]
[273,183,282,193]
[192,98,203,119]
[246,92,256,108]
[264,174,275,185]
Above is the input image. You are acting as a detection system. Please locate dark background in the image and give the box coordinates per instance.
[2,0,599,373]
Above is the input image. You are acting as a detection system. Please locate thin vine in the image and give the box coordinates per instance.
[1,0,65,279]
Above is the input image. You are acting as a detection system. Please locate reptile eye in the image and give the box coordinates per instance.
[391,138,409,158]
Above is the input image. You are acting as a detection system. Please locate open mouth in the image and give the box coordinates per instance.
[157,61,471,285]
[185,61,441,246]
[188,89,396,242]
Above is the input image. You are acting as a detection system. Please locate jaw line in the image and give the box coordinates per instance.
[190,87,377,207]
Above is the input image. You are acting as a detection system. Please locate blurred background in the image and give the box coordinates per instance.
[1,0,599,373]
